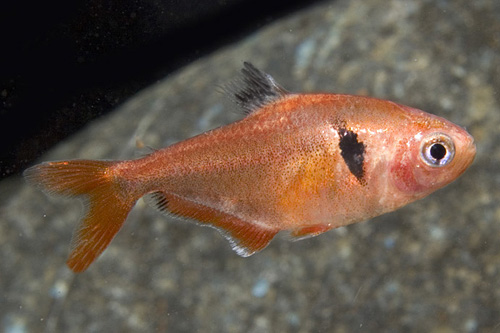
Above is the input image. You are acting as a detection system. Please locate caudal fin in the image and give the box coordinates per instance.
[24,160,137,272]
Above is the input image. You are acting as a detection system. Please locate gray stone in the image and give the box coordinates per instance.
[1,0,499,331]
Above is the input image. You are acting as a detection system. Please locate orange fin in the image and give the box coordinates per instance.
[146,191,278,256]
[24,160,137,272]
[290,224,333,241]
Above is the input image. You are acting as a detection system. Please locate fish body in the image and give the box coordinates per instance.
[25,62,476,272]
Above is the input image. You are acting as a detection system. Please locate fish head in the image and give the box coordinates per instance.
[388,106,476,201]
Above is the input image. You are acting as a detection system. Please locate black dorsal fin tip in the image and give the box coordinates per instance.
[224,62,288,114]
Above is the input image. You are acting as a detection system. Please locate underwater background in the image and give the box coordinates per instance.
[1,0,499,331]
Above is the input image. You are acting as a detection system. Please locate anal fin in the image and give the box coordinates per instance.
[146,191,278,256]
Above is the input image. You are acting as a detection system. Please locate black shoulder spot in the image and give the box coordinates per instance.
[338,128,366,184]
[224,62,288,114]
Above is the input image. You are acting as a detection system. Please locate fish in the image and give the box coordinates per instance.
[24,62,476,273]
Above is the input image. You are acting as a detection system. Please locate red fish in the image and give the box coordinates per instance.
[24,62,476,272]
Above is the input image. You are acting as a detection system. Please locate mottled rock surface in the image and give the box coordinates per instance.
[2,0,499,331]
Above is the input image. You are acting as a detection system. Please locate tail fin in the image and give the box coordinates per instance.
[24,160,137,272]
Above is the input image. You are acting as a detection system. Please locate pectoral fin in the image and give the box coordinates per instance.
[290,224,333,241]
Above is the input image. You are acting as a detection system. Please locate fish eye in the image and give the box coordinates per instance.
[420,133,455,167]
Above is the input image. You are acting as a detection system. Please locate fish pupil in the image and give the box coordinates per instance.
[430,143,447,160]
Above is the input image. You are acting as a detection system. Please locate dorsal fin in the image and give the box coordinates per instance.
[225,62,288,114]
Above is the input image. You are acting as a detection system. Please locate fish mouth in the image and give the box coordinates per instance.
[468,139,477,165]
[457,131,476,173]
[465,131,476,159]
[469,139,476,155]
[464,126,476,149]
